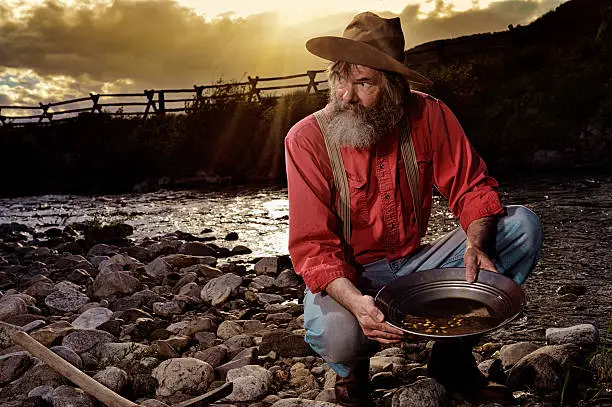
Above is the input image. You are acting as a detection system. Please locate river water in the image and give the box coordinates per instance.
[1,175,611,343]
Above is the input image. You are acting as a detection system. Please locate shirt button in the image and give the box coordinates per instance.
[384,193,390,200]
[379,163,384,169]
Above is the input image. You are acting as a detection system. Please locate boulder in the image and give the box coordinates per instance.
[500,342,540,369]
[61,329,116,355]
[44,282,90,313]
[0,295,28,322]
[546,324,598,346]
[151,358,214,397]
[391,378,448,407]
[226,364,273,402]
[93,366,129,394]
[201,274,243,306]
[0,351,34,386]
[51,385,95,407]
[259,331,313,358]
[71,307,113,330]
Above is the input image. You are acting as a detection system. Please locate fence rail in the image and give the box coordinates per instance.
[0,69,328,126]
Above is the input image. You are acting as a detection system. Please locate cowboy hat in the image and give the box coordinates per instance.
[306,12,432,85]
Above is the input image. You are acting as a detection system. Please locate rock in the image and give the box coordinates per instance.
[259,331,313,358]
[226,364,273,402]
[290,363,319,392]
[254,257,279,276]
[50,346,82,368]
[556,284,587,296]
[276,269,302,288]
[71,307,113,330]
[250,275,277,290]
[23,278,56,299]
[0,351,34,385]
[391,378,448,407]
[0,363,64,399]
[370,356,409,375]
[266,312,293,324]
[257,293,285,304]
[28,385,54,403]
[151,357,214,397]
[93,366,129,394]
[224,333,253,351]
[44,282,90,313]
[87,244,119,257]
[112,290,162,311]
[194,345,228,368]
[231,245,252,255]
[546,324,598,345]
[0,321,23,350]
[96,342,151,364]
[133,374,159,399]
[270,399,339,407]
[201,274,243,306]
[178,242,217,257]
[507,352,562,391]
[152,301,184,317]
[217,320,243,340]
[0,295,28,322]
[178,317,216,336]
[145,257,174,278]
[141,400,170,407]
[500,342,540,369]
[30,321,74,347]
[92,270,141,299]
[51,385,95,407]
[225,232,239,241]
[61,329,116,355]
[181,264,222,281]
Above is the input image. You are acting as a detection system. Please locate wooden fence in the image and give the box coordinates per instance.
[0,69,328,126]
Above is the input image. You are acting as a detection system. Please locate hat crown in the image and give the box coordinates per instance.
[342,12,405,63]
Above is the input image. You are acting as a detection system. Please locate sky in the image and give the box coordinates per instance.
[0,0,566,114]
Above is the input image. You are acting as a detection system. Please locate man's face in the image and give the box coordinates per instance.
[333,65,383,109]
[326,64,403,149]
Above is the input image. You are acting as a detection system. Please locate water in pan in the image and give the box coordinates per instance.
[400,297,502,335]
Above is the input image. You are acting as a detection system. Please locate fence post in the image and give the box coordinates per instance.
[306,70,319,93]
[143,90,157,119]
[248,76,260,102]
[38,103,52,123]
[89,93,102,113]
[158,91,166,116]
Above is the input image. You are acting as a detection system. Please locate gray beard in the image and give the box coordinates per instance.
[326,95,404,149]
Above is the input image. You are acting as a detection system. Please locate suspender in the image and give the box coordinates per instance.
[313,108,425,256]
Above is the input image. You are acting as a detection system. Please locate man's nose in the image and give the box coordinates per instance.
[339,84,357,104]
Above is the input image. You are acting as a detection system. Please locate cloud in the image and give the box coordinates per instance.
[0,0,564,105]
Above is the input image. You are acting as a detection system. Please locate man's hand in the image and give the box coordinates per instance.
[352,295,405,343]
[325,277,404,343]
[465,215,499,283]
[464,245,498,283]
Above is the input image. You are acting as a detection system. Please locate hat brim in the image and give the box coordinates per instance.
[306,36,432,85]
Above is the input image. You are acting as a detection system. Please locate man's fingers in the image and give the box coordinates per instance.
[465,253,478,283]
[364,329,404,340]
[480,256,498,273]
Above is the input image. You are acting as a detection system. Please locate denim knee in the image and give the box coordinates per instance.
[505,205,543,255]
[316,311,365,365]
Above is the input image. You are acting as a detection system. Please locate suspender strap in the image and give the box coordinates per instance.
[399,117,426,237]
[313,108,425,256]
[313,109,352,257]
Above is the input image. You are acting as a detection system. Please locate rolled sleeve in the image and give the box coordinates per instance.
[429,98,504,231]
[285,117,356,293]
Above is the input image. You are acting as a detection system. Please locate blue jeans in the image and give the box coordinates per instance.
[303,205,543,377]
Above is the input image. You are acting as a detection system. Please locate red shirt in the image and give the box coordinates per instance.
[285,91,504,294]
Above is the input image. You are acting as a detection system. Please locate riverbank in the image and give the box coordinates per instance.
[0,175,610,406]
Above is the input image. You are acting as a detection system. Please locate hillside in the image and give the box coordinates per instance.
[404,0,612,172]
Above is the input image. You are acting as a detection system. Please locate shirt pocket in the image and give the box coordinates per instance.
[347,174,369,228]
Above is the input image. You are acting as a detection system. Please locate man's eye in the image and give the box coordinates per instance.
[359,82,372,88]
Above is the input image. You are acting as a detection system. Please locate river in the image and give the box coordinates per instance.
[1,175,611,343]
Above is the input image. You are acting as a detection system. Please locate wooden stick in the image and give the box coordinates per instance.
[11,331,138,407]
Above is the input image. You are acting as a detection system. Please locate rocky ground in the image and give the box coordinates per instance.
[0,176,611,407]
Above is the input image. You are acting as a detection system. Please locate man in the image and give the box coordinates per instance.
[285,12,543,407]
